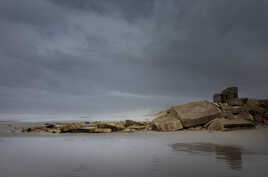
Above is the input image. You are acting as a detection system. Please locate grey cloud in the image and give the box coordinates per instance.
[142,0,268,97]
[0,0,268,114]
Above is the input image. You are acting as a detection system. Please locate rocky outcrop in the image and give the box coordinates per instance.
[150,87,265,132]
[222,87,239,102]
[23,87,268,134]
[151,101,221,131]
[212,87,268,127]
[172,101,221,128]
[217,103,254,121]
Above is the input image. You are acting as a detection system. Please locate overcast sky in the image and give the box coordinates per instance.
[0,0,268,114]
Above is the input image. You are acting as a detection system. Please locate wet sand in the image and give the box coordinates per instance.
[1,121,268,177]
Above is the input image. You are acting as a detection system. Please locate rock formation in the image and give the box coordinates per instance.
[152,113,183,131]
[172,101,221,128]
[23,86,268,134]
[152,101,220,131]
[213,87,239,103]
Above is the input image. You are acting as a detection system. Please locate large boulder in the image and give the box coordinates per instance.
[207,118,255,131]
[152,115,183,131]
[152,108,184,131]
[172,101,221,128]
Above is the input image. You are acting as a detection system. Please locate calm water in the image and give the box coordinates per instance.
[0,129,268,177]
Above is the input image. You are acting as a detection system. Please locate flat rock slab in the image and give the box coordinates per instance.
[173,101,221,128]
[220,119,255,129]
[208,118,255,131]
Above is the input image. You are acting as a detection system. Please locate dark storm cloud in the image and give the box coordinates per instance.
[0,0,268,113]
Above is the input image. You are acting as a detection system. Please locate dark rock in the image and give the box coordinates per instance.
[263,112,268,119]
[44,123,56,128]
[221,87,238,103]
[240,98,249,104]
[213,87,239,104]
[255,116,264,123]
[213,93,223,103]
[68,127,95,133]
[259,99,268,109]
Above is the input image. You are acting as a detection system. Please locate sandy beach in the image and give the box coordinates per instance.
[0,123,268,177]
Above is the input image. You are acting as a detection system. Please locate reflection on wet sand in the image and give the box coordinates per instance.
[171,143,243,170]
